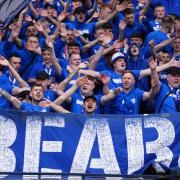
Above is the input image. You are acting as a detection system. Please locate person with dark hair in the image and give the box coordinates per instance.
[28,38,62,84]
[54,75,122,113]
[59,42,81,68]
[65,1,128,37]
[100,52,180,114]
[0,57,18,109]
[171,38,180,61]
[158,50,171,84]
[126,43,149,91]
[4,54,29,90]
[34,71,57,102]
[0,83,69,113]
[3,34,42,81]
[122,8,149,41]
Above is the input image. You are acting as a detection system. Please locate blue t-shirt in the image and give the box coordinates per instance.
[3,40,43,81]
[155,83,177,113]
[44,89,57,102]
[29,62,58,83]
[149,20,161,31]
[66,22,96,36]
[71,92,102,113]
[143,30,172,53]
[103,70,140,90]
[21,102,50,112]
[0,74,13,109]
[124,22,148,41]
[4,71,20,88]
[114,87,144,115]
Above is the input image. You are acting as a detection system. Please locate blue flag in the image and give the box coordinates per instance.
[0,0,30,29]
[0,110,179,178]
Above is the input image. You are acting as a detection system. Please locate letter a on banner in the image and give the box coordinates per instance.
[70,118,120,175]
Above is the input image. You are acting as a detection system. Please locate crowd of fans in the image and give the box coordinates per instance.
[0,0,179,114]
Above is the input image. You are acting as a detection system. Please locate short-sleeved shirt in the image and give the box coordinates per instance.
[21,102,50,112]
[114,87,144,115]
[0,74,13,109]
[155,83,177,113]
[71,92,102,113]
[29,62,58,83]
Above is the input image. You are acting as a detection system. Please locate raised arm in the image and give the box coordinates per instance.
[101,87,123,105]
[100,72,110,95]
[139,57,180,79]
[0,88,21,109]
[96,1,128,28]
[57,62,89,92]
[45,38,62,75]
[89,46,104,70]
[154,37,176,52]
[0,57,28,88]
[87,0,97,17]
[139,0,151,16]
[143,57,160,101]
[82,37,100,53]
[54,76,89,105]
[39,99,70,113]
[119,20,127,41]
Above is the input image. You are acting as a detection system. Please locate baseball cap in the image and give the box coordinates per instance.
[167,67,180,76]
[83,95,97,103]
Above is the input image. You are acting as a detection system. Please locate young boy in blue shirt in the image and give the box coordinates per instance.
[149,4,165,31]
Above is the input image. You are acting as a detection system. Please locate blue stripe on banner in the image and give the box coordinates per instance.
[0,0,30,29]
[0,110,179,177]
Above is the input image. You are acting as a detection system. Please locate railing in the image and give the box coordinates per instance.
[0,171,179,180]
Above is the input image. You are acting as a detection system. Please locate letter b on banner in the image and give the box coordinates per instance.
[0,116,17,176]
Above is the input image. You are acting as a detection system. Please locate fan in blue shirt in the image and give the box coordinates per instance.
[3,35,43,81]
[149,4,165,31]
[126,43,149,91]
[154,67,180,113]
[0,83,69,113]
[123,8,148,41]
[113,58,159,115]
[54,76,120,114]
[28,47,61,84]
[144,16,173,53]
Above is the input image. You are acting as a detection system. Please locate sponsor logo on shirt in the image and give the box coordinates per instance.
[69,80,76,85]
[76,99,83,105]
[113,79,122,84]
[131,98,136,104]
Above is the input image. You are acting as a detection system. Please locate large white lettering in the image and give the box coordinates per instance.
[70,118,120,175]
[0,116,16,178]
[23,116,42,179]
[40,116,65,179]
[125,118,144,174]
[144,117,175,171]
